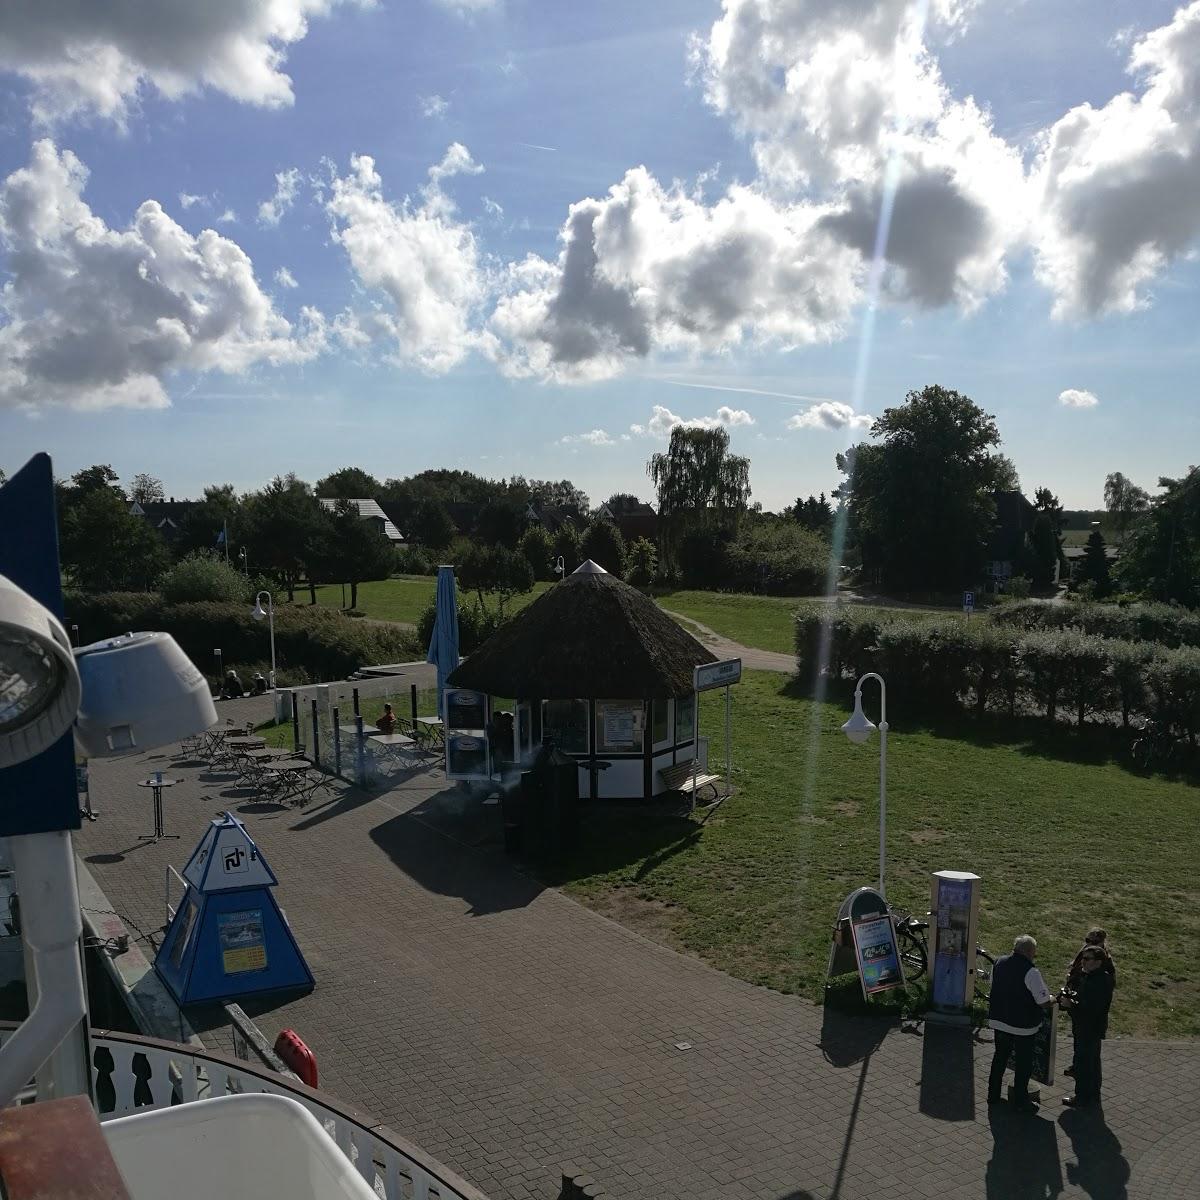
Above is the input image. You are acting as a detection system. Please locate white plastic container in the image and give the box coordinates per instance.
[103,1093,378,1200]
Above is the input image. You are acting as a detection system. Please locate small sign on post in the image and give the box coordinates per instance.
[693,659,742,801]
[962,590,975,618]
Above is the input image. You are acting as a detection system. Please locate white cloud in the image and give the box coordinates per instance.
[179,192,207,210]
[0,141,325,413]
[489,167,862,381]
[1032,2,1200,317]
[258,168,301,227]
[786,401,873,431]
[432,0,498,13]
[275,267,299,288]
[0,0,357,126]
[629,403,756,438]
[482,196,504,220]
[559,429,615,446]
[1058,388,1099,409]
[216,208,238,225]
[325,146,488,372]
[692,1,1023,311]
[419,94,449,119]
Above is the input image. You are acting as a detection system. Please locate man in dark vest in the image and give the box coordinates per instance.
[987,934,1055,1112]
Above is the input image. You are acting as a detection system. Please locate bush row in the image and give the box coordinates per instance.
[991,599,1200,649]
[794,608,1200,738]
[415,596,507,656]
[64,592,419,683]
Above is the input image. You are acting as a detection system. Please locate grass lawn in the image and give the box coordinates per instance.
[546,670,1200,1039]
[309,576,553,625]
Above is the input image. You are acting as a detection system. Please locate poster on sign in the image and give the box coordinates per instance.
[850,911,906,998]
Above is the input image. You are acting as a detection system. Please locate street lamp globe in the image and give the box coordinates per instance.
[252,598,268,621]
[0,574,81,768]
[840,692,876,745]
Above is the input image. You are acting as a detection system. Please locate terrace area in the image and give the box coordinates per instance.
[69,692,1200,1199]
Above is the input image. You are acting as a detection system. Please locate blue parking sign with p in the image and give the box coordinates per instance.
[962,590,975,611]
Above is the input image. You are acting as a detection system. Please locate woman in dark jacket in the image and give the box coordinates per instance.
[1060,945,1114,1107]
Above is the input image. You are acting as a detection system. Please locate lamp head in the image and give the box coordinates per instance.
[0,574,82,768]
[251,596,268,621]
[840,691,876,745]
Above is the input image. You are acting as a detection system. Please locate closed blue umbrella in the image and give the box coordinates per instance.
[427,565,460,715]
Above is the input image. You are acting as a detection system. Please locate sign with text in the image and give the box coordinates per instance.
[694,658,743,692]
[962,591,975,612]
[850,911,906,998]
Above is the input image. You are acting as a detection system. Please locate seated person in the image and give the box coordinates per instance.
[252,672,268,695]
[221,669,245,699]
[376,703,397,735]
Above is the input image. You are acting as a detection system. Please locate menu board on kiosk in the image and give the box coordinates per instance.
[445,688,487,732]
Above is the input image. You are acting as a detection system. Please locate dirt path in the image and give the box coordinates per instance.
[668,613,796,673]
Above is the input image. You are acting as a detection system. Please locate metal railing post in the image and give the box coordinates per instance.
[410,683,418,724]
[355,714,366,788]
[291,692,300,753]
[310,699,320,769]
[333,706,342,778]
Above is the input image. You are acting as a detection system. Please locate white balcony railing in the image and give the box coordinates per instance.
[0,1025,488,1200]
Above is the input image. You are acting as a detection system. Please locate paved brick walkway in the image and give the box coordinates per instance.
[77,729,1200,1200]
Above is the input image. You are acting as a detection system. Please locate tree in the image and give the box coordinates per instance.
[1029,514,1059,591]
[648,425,751,568]
[992,454,1021,493]
[518,524,556,580]
[580,519,627,579]
[458,544,534,618]
[791,493,834,535]
[409,497,456,551]
[525,478,589,514]
[59,486,169,591]
[129,473,165,505]
[839,385,1005,592]
[625,537,658,586]
[475,496,526,549]
[1117,466,1200,605]
[1103,471,1150,541]
[603,492,642,513]
[552,523,582,575]
[315,467,383,500]
[1081,528,1112,596]
[239,475,325,602]
[319,501,396,610]
[177,484,241,557]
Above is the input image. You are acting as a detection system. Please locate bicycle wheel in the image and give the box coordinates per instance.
[974,947,995,1000]
[898,928,928,981]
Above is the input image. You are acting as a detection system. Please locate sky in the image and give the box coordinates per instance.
[1,0,1198,512]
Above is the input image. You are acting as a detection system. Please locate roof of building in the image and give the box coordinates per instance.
[318,498,404,542]
[446,560,715,699]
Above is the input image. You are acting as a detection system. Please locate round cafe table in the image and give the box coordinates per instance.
[137,777,180,841]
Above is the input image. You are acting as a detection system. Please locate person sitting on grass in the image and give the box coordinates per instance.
[376,703,397,735]
[221,669,245,699]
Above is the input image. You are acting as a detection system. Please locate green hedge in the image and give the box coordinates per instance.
[794,608,1200,739]
[65,591,419,683]
[991,599,1200,648]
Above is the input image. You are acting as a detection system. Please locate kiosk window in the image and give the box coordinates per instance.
[652,699,670,746]
[542,699,589,754]
[596,701,644,753]
[675,694,695,743]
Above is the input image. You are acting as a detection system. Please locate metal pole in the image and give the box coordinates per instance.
[333,706,341,779]
[410,683,418,724]
[291,693,300,754]
[355,714,366,788]
[724,684,732,798]
[310,699,320,769]
[878,679,888,898]
[268,598,276,691]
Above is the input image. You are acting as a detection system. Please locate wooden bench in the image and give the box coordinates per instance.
[659,760,722,803]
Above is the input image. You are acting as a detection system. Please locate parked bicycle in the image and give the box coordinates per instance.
[889,906,995,999]
[1130,717,1180,772]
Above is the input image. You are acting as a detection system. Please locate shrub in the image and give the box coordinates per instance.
[580,520,627,579]
[394,545,434,575]
[625,537,658,587]
[518,525,556,581]
[416,596,505,655]
[159,552,250,604]
[1004,576,1032,600]
[725,523,829,595]
[63,592,417,682]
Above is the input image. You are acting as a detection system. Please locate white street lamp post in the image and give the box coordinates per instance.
[252,591,276,690]
[840,671,889,897]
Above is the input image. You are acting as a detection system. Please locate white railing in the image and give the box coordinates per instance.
[0,1026,488,1200]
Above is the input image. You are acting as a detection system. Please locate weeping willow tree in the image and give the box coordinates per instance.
[648,426,751,571]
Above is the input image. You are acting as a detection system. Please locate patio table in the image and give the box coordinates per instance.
[137,777,180,841]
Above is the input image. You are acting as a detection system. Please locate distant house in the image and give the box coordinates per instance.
[983,490,1035,591]
[128,498,201,545]
[318,498,406,544]
[596,497,658,546]
[525,501,584,535]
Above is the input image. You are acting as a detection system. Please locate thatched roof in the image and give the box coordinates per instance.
[447,561,716,699]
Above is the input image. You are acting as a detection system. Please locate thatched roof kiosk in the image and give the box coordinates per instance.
[446,561,716,799]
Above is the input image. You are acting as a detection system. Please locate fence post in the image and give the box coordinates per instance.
[310,698,320,769]
[352,687,360,719]
[410,683,418,724]
[355,714,366,788]
[291,692,300,753]
[333,706,341,779]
